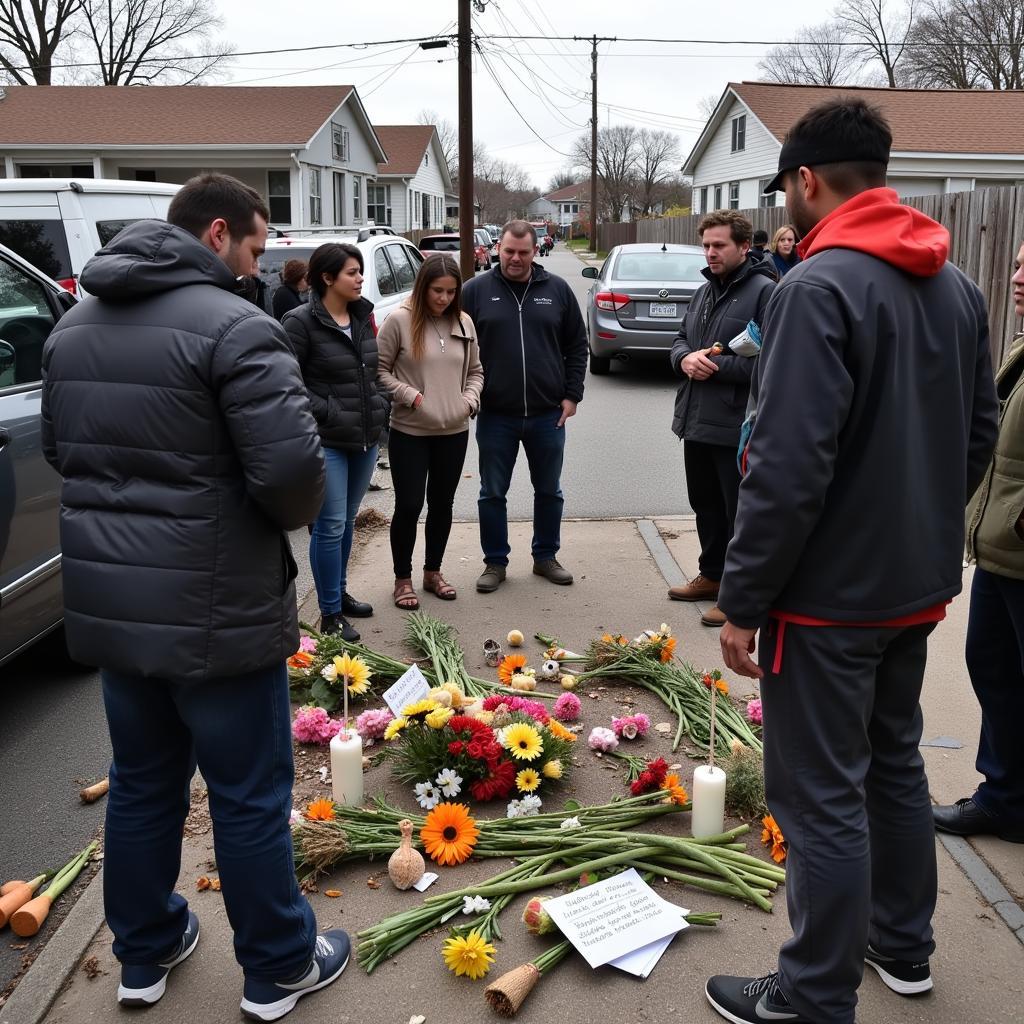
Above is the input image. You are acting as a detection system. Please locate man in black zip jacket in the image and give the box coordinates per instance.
[668,210,775,626]
[462,219,588,592]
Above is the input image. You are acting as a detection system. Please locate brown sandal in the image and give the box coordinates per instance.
[393,579,420,610]
[423,571,457,601]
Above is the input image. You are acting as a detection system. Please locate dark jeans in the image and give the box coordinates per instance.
[477,409,566,566]
[101,664,316,980]
[683,439,740,581]
[758,620,937,1024]
[388,427,469,578]
[967,567,1024,822]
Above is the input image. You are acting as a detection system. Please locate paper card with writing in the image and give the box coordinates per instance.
[382,664,431,717]
[608,902,691,977]
[542,868,686,969]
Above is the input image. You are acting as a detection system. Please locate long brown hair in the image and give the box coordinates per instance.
[409,255,463,359]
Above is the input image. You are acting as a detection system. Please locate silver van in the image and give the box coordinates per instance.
[0,244,76,665]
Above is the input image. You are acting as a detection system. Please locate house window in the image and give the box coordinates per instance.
[332,124,350,162]
[353,177,362,221]
[368,184,391,225]
[731,115,746,153]
[759,179,776,209]
[424,152,429,166]
[728,182,740,209]
[713,184,723,209]
[572,203,579,213]
[268,169,291,224]
[333,172,345,224]
[309,168,322,225]
[698,186,707,213]
[134,169,157,182]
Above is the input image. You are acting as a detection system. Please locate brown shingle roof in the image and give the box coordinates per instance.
[0,85,353,146]
[543,182,590,202]
[374,125,436,175]
[732,81,1024,154]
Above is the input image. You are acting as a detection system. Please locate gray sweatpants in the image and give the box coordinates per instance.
[759,619,938,1023]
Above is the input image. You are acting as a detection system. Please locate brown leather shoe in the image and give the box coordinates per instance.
[668,574,720,602]
[700,604,727,627]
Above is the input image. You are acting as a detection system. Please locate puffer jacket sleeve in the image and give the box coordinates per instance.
[709,278,774,385]
[40,341,58,471]
[212,311,326,530]
[966,300,999,497]
[670,287,703,377]
[282,309,331,424]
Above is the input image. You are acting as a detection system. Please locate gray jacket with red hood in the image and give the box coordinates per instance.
[718,187,999,629]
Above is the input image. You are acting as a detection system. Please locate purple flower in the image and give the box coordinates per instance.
[553,692,582,722]
[746,698,763,726]
[299,635,317,654]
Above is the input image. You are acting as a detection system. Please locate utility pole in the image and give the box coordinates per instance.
[457,0,474,283]
[575,35,616,252]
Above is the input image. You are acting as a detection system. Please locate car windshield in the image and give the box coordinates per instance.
[259,247,316,291]
[612,252,707,282]
[421,238,460,251]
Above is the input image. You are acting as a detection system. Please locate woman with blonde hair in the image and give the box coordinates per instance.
[376,255,483,609]
[770,224,801,277]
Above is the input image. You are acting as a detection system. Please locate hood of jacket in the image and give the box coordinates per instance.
[797,187,948,277]
[80,219,239,300]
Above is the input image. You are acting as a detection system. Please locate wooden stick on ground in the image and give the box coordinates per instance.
[80,778,109,804]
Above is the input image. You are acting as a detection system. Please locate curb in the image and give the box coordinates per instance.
[0,868,105,1024]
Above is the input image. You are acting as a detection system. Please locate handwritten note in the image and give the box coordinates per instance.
[382,664,431,717]
[542,868,686,969]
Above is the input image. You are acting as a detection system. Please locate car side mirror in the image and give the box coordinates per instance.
[581,266,598,279]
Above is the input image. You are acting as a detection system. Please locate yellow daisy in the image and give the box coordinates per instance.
[333,653,372,695]
[425,707,454,730]
[516,768,541,793]
[502,722,543,761]
[442,930,496,980]
[383,717,408,741]
[541,759,563,780]
[402,698,440,720]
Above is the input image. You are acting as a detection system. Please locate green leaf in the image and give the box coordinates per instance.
[563,799,580,811]
[311,678,339,712]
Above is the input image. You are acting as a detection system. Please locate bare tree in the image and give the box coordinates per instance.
[759,20,862,85]
[472,145,535,223]
[416,109,457,175]
[834,0,916,86]
[80,0,232,85]
[902,0,984,86]
[0,0,84,84]
[546,167,578,193]
[632,129,681,216]
[696,93,721,119]
[573,124,639,223]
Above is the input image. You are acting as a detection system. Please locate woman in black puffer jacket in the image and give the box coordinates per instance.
[284,242,388,641]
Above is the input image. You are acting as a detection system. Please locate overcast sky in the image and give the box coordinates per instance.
[217,0,820,190]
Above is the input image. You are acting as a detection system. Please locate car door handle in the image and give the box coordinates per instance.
[0,427,9,452]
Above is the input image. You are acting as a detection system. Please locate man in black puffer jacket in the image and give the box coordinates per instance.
[41,174,352,1021]
[668,210,775,626]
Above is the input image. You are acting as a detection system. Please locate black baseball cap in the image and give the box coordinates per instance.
[762,129,890,195]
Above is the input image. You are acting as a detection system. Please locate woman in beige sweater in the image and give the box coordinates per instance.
[376,255,483,608]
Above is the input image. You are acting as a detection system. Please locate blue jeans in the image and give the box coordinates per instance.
[967,567,1024,822]
[309,445,378,614]
[477,409,565,566]
[101,664,316,980]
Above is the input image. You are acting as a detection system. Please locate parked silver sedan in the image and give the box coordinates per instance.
[581,243,707,375]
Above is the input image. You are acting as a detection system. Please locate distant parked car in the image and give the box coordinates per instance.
[259,231,426,327]
[474,228,497,268]
[581,242,707,375]
[0,243,77,666]
[419,233,484,274]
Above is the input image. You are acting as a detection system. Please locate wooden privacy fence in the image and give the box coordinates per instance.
[596,221,637,252]
[632,187,1024,365]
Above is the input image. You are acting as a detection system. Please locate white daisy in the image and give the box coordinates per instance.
[414,781,440,810]
[462,894,492,915]
[506,799,523,818]
[435,768,463,798]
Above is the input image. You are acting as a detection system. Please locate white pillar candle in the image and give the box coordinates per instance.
[330,730,363,807]
[691,764,727,839]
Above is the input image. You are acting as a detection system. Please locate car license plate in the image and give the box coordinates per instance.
[649,302,677,317]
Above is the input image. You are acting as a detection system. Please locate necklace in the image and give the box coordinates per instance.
[429,316,447,353]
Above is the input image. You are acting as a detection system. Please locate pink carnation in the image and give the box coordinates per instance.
[553,692,582,722]
[299,635,317,654]
[746,698,763,725]
[588,726,619,752]
[482,694,549,724]
[612,713,650,740]
[292,705,344,745]
[355,707,394,746]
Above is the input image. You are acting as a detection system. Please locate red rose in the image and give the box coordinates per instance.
[448,741,465,756]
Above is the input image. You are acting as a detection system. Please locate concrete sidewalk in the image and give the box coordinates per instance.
[15,518,1024,1024]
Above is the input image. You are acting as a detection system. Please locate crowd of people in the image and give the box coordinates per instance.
[35,93,1023,1024]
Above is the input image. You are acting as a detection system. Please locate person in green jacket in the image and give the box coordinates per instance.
[934,244,1024,844]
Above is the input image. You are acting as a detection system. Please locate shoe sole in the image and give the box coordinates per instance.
[532,569,573,585]
[240,953,350,1022]
[117,921,201,1006]
[933,821,1024,844]
[669,593,719,602]
[864,957,933,995]
[701,617,726,628]
[704,982,802,1023]
[342,608,373,618]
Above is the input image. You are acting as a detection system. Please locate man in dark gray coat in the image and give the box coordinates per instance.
[41,174,351,1022]
[668,210,775,626]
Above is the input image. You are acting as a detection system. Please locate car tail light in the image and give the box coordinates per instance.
[57,277,77,295]
[594,291,630,312]
[597,330,617,340]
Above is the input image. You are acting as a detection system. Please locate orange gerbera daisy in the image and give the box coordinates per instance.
[421,802,479,866]
[546,719,577,743]
[659,637,677,663]
[305,798,336,821]
[660,773,689,806]
[761,814,787,863]
[287,651,314,669]
[498,654,527,684]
